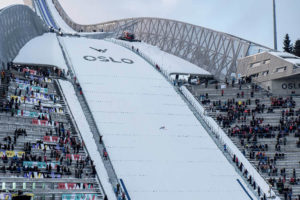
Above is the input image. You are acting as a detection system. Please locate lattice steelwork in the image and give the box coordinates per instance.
[53,0,271,79]
[110,18,271,79]
[0,4,47,69]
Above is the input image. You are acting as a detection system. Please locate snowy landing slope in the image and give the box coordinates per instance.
[61,36,255,200]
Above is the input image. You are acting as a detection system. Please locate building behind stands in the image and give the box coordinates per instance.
[237,51,300,95]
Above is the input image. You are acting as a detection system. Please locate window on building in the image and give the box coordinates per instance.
[262,71,269,76]
[263,59,270,64]
[275,66,287,73]
[250,62,261,68]
[250,73,259,78]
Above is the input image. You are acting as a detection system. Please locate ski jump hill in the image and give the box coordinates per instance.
[0,1,279,200]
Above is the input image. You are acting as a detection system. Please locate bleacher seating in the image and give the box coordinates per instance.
[189,80,300,200]
[0,66,103,200]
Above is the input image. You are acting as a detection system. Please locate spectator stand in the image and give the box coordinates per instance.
[187,80,300,200]
[0,65,104,200]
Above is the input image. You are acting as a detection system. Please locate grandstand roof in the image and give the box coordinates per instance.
[14,33,68,72]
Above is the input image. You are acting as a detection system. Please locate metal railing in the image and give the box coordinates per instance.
[56,36,126,200]
[54,79,105,199]
[107,38,173,82]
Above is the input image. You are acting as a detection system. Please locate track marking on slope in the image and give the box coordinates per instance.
[236,179,254,200]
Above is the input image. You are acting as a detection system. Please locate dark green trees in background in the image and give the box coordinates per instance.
[283,33,300,57]
[294,40,300,57]
[283,34,293,53]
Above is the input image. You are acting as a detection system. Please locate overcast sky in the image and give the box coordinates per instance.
[0,0,24,9]
[59,0,300,50]
[0,0,299,50]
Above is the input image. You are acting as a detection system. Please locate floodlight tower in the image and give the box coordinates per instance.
[273,0,278,50]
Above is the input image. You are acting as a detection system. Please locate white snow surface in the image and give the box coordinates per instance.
[61,36,255,200]
[110,39,211,76]
[270,51,300,65]
[269,51,299,59]
[0,0,24,10]
[285,58,300,65]
[58,80,116,200]
[14,33,68,72]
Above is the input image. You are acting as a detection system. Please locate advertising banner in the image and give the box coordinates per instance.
[17,110,50,119]
[66,154,81,161]
[23,161,60,169]
[43,136,59,143]
[0,150,25,158]
[62,194,97,200]
[0,193,11,200]
[58,183,93,190]
[32,119,55,127]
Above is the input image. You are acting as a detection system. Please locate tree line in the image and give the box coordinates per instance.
[283,34,300,57]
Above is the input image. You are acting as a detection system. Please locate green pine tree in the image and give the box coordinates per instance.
[283,34,293,53]
[294,40,300,57]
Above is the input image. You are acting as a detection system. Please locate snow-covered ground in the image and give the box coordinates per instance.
[109,39,211,77]
[58,80,116,200]
[270,51,300,66]
[61,36,256,200]
[14,33,68,72]
[0,0,24,10]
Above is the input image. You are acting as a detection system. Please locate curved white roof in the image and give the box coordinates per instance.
[14,33,68,71]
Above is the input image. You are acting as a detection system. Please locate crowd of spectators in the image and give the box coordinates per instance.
[0,66,103,199]
[196,78,300,200]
